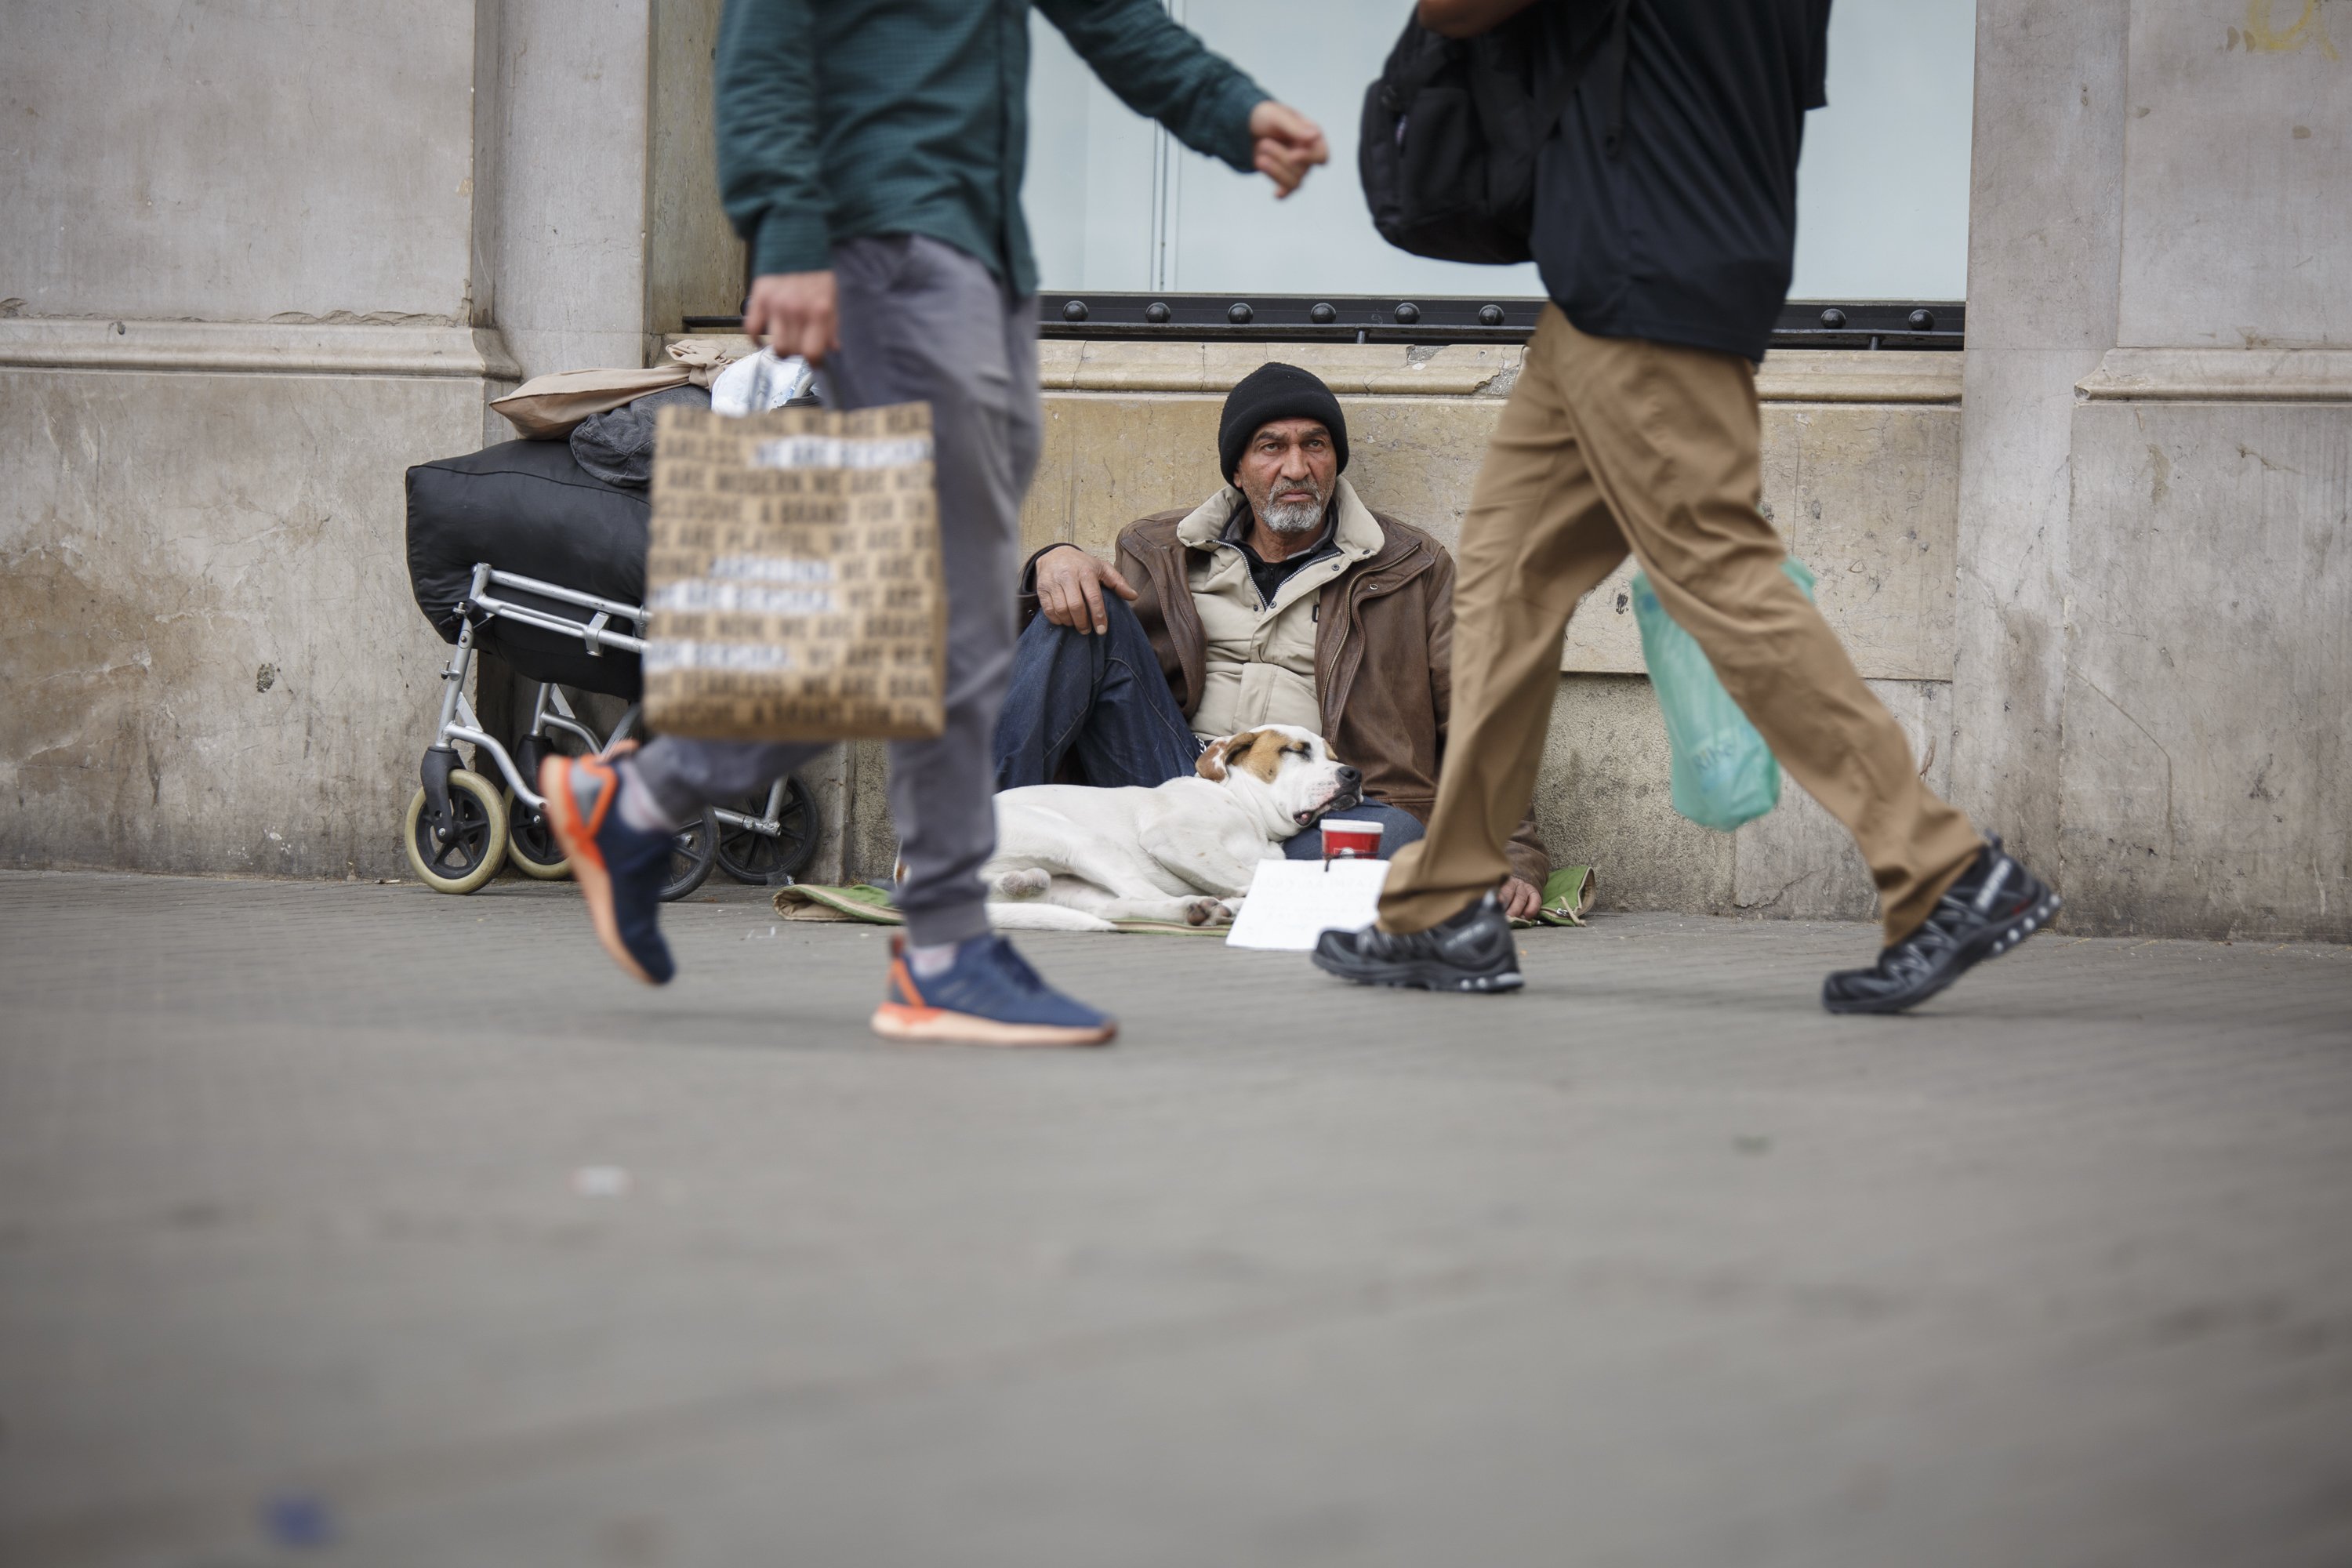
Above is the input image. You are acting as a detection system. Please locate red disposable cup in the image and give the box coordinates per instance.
[1320,819,1384,858]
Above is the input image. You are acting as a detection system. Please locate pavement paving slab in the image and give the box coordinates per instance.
[1,869,2348,1567]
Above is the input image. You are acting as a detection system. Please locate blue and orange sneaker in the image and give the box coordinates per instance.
[539,751,677,985]
[872,934,1116,1047]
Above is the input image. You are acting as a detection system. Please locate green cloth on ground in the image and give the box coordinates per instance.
[1514,865,1596,929]
[772,884,903,924]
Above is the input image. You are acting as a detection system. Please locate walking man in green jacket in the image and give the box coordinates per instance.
[543,0,1327,1046]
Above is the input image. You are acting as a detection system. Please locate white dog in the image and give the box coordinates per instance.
[982,725,1363,932]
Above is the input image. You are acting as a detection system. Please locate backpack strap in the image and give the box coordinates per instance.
[1377,24,1461,114]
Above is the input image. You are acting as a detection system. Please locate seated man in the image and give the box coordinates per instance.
[993,362,1550,917]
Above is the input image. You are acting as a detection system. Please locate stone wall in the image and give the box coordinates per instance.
[1,0,510,880]
[1,0,739,880]
[1955,0,2349,941]
[0,328,509,878]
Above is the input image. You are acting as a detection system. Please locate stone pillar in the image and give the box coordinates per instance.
[1955,0,2350,939]
[1948,0,2131,876]
[491,0,741,382]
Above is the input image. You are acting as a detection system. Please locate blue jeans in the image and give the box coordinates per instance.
[993,595,1203,791]
[991,597,1428,861]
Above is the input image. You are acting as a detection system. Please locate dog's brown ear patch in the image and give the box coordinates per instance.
[1195,732,1244,782]
[1235,729,1291,784]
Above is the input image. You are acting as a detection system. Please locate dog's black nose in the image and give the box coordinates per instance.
[1336,765,1361,787]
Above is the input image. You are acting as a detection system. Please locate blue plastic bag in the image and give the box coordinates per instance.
[1629,558,1817,832]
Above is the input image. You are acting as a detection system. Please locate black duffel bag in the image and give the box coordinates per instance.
[405,438,649,698]
[1359,0,1627,266]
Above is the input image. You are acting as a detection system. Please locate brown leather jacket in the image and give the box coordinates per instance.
[1018,505,1551,890]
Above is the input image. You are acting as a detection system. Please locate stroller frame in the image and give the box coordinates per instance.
[414,563,811,891]
[426,563,648,824]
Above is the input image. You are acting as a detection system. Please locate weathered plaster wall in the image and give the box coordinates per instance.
[2060,399,2349,935]
[2114,3,2348,352]
[0,357,498,877]
[0,0,742,882]
[1955,0,2350,940]
[0,2,517,880]
[0,1,488,324]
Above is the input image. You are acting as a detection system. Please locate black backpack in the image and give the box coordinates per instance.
[1359,1,1630,266]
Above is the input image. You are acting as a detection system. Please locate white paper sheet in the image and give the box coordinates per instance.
[1224,858,1389,951]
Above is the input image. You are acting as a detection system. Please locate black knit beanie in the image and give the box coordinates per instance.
[1218,362,1348,482]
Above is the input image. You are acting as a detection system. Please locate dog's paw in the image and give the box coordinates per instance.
[993,868,1051,900]
[1185,897,1236,927]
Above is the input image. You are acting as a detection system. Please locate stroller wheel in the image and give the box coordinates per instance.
[503,789,572,880]
[716,775,823,884]
[404,771,509,894]
[659,809,720,902]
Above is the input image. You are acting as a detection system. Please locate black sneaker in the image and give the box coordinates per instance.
[1822,837,2060,1015]
[1311,892,1524,993]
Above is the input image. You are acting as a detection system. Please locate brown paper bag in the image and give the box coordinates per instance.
[490,365,691,439]
[641,401,944,742]
[489,339,757,438]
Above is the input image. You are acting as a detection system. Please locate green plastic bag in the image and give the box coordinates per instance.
[1629,558,1816,832]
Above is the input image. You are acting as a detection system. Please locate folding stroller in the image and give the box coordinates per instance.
[402,438,819,895]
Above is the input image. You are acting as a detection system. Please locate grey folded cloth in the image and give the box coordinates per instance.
[567,383,713,489]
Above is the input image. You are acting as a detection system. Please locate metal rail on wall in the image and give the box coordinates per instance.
[684,298,1962,353]
[1035,295,1963,351]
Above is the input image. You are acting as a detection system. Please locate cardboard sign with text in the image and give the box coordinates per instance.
[644,402,943,742]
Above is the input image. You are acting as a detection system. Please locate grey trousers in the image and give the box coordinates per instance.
[634,234,1042,946]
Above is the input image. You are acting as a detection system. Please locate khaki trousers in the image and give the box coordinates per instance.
[1377,308,1983,945]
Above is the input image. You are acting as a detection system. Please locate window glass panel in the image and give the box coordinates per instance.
[1792,0,1976,299]
[1026,16,1164,291]
[1160,0,1542,297]
[1025,1,1976,302]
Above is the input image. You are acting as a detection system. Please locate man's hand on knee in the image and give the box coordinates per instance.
[744,270,839,365]
[1035,546,1138,636]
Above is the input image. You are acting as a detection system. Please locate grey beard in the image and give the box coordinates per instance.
[1261,496,1326,535]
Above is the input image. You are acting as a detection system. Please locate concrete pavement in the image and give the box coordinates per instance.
[2,869,2348,1567]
